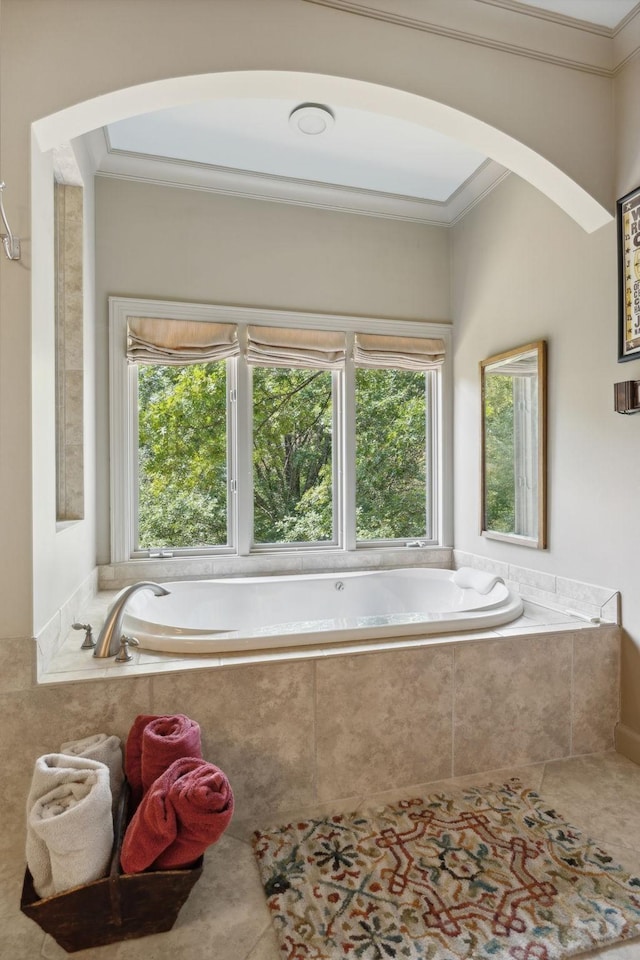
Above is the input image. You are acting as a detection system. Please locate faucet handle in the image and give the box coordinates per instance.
[72,622,96,650]
[114,634,140,663]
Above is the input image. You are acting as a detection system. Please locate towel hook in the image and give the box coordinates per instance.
[0,182,21,260]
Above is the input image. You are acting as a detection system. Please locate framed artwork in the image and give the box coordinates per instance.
[618,185,640,362]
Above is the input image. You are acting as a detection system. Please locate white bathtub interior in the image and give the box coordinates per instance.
[121,567,523,654]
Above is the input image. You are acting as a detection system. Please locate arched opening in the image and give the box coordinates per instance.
[33,69,611,233]
[29,66,613,631]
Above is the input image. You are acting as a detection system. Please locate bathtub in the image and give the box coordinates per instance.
[121,567,523,655]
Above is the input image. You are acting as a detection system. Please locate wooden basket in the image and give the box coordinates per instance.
[20,780,203,953]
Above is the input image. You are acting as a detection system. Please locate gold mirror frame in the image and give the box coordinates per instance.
[480,341,547,549]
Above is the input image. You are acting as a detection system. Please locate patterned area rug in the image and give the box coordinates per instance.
[252,779,640,959]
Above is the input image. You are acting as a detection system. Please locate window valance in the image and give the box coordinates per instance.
[127,317,240,365]
[354,333,445,370]
[246,326,346,370]
[126,317,445,371]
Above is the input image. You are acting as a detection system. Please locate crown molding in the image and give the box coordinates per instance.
[301,0,640,76]
[613,4,640,71]
[88,129,508,227]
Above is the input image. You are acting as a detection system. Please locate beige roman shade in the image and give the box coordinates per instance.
[354,332,445,370]
[246,325,346,369]
[127,317,239,365]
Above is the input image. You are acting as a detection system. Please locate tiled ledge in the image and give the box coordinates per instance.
[453,550,620,625]
[36,551,621,686]
[98,546,454,590]
[39,595,606,686]
[35,567,98,676]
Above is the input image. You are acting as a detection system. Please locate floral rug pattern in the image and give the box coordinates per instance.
[252,779,640,959]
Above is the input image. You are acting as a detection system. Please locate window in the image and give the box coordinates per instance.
[252,366,335,544]
[137,360,229,550]
[355,368,430,541]
[109,300,451,562]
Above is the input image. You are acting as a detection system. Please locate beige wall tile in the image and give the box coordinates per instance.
[55,182,84,523]
[0,638,35,694]
[150,662,316,822]
[453,634,572,776]
[2,677,153,866]
[541,753,640,854]
[315,647,453,801]
[62,183,83,222]
[572,626,620,755]
[246,925,282,960]
[0,888,46,960]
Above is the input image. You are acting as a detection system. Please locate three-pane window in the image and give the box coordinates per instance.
[109,300,449,561]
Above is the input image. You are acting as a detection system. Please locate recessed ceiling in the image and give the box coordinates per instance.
[106,98,488,204]
[514,0,638,28]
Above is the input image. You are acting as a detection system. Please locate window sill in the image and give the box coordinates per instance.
[98,546,454,590]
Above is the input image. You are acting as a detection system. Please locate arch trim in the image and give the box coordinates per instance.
[33,70,612,233]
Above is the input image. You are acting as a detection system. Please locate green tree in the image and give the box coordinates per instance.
[137,362,430,548]
[252,367,334,542]
[355,368,427,540]
[483,374,515,532]
[137,362,227,548]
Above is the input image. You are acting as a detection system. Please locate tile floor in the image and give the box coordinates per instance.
[3,751,640,959]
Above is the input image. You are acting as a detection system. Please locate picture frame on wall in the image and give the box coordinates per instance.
[618,185,640,362]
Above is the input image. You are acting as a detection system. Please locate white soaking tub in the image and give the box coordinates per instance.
[121,567,523,655]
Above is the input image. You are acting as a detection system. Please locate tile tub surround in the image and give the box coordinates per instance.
[453,550,620,624]
[29,606,621,818]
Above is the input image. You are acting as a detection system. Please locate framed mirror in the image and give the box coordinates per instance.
[480,340,547,549]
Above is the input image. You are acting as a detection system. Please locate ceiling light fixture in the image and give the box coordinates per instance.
[289,103,335,136]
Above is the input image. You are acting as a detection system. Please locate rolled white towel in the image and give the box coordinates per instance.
[452,566,504,595]
[26,754,114,899]
[60,734,123,809]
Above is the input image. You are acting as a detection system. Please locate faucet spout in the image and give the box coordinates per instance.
[94,581,170,658]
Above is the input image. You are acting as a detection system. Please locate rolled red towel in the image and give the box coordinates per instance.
[125,714,202,806]
[120,756,234,873]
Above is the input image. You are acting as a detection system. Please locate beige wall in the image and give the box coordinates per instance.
[450,170,640,739]
[615,52,640,199]
[95,177,450,322]
[614,52,640,744]
[452,171,618,572]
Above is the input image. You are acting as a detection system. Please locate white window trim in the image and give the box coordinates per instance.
[109,296,453,564]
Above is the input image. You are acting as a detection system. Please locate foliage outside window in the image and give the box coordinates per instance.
[482,373,516,535]
[355,368,429,541]
[252,367,334,544]
[138,362,228,549]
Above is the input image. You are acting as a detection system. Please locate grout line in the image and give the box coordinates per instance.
[451,647,456,778]
[242,921,275,960]
[539,760,548,793]
[569,632,575,757]
[312,660,318,805]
